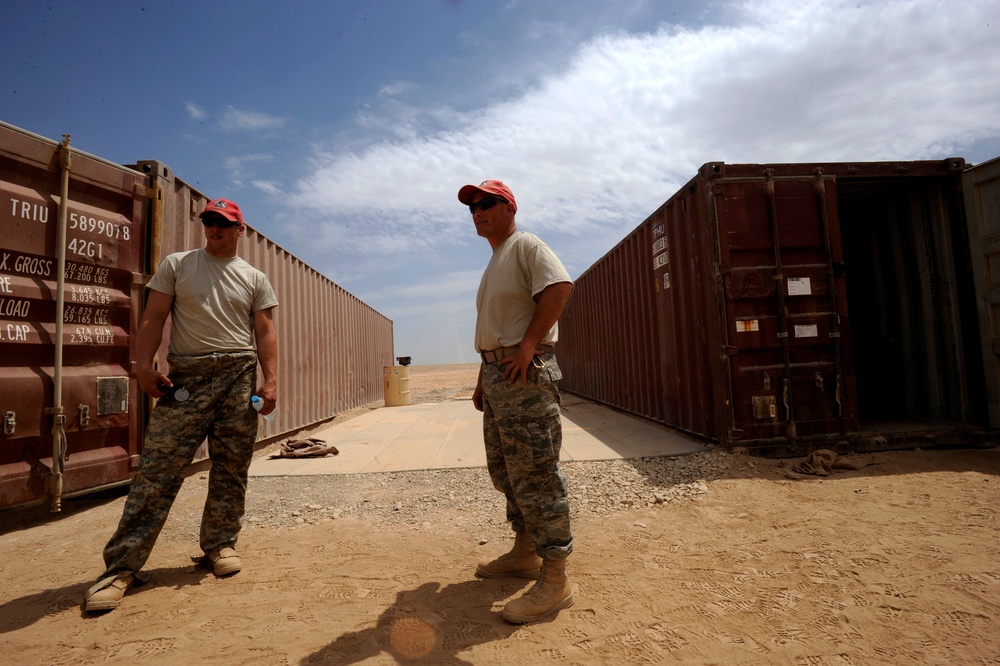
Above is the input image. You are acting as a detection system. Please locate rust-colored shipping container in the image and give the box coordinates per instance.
[559,158,999,455]
[0,122,393,511]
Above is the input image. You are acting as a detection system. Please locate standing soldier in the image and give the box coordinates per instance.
[459,179,576,623]
[84,198,278,612]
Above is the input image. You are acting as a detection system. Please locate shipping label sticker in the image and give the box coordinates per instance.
[662,272,670,290]
[794,324,819,338]
[787,277,811,296]
[736,319,759,332]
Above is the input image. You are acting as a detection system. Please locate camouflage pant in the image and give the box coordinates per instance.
[481,351,573,560]
[101,351,259,577]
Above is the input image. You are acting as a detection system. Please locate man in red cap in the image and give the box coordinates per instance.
[84,198,279,612]
[458,179,576,623]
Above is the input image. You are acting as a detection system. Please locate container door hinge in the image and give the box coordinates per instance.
[3,411,14,435]
[721,345,739,358]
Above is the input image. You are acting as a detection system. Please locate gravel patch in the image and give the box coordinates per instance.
[231,450,733,538]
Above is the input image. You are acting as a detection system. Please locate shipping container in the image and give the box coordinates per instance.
[0,122,394,511]
[558,158,1000,456]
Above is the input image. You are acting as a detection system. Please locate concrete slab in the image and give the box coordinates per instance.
[248,396,709,477]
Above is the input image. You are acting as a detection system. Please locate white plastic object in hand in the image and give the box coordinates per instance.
[251,395,276,421]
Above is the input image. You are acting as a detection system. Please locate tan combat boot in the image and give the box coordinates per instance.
[501,558,575,623]
[84,572,135,612]
[475,531,542,579]
[207,547,242,576]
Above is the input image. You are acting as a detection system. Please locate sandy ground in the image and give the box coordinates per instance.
[1,364,999,665]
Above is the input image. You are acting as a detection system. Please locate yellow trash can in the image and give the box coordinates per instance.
[384,366,411,407]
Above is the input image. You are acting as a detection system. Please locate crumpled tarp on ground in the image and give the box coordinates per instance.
[782,448,873,478]
[268,437,339,459]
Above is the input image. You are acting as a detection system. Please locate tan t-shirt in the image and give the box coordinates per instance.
[148,249,278,356]
[475,231,571,352]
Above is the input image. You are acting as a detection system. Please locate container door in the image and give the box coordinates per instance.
[715,171,858,443]
[0,124,148,509]
[962,156,1000,427]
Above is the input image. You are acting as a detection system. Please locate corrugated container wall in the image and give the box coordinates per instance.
[0,123,393,510]
[559,159,997,455]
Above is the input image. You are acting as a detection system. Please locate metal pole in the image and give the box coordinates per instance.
[46,135,72,512]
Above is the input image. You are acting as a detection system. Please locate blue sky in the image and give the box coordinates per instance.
[3,0,999,365]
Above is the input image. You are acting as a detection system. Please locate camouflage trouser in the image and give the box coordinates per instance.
[481,350,573,560]
[100,351,259,578]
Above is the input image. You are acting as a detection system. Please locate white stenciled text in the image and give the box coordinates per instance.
[65,262,110,284]
[0,297,30,318]
[70,326,114,345]
[8,198,49,223]
[0,253,53,277]
[64,305,110,325]
[67,238,104,260]
[2,323,30,342]
[69,212,130,241]
[69,285,112,305]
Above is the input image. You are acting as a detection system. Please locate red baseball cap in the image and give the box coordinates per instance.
[199,198,245,225]
[457,180,517,214]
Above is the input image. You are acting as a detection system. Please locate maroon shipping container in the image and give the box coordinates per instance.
[0,122,394,511]
[0,126,147,510]
[558,158,999,455]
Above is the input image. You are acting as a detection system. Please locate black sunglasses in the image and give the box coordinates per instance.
[469,197,507,214]
[201,216,240,229]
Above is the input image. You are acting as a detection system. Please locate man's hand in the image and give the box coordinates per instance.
[472,364,485,411]
[499,348,537,386]
[135,290,174,398]
[252,308,279,415]
[253,382,277,415]
[137,366,172,398]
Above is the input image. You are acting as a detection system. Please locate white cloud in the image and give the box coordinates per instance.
[277,0,1000,364]
[289,0,1000,267]
[252,180,283,196]
[365,269,483,302]
[219,106,286,133]
[379,81,415,97]
[185,101,206,120]
[224,153,274,188]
